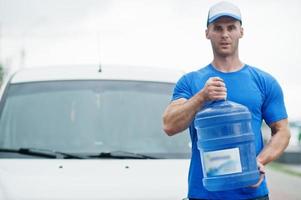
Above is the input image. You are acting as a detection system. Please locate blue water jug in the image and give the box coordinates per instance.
[194,100,260,191]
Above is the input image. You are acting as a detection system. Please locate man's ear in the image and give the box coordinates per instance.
[240,27,244,38]
[205,29,209,39]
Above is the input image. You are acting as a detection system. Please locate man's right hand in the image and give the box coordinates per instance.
[201,77,227,101]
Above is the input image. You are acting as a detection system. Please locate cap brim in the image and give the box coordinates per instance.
[207,13,241,26]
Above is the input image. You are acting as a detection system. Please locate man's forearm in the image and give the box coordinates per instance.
[163,91,205,136]
[257,119,291,165]
[163,77,227,136]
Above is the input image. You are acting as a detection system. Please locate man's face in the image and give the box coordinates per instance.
[206,17,243,57]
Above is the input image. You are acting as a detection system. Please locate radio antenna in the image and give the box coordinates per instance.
[97,31,102,73]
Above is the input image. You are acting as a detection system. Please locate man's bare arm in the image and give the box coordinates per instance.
[251,118,290,188]
[163,94,204,136]
[162,77,226,136]
[257,118,291,165]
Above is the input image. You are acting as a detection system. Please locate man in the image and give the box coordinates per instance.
[162,1,291,200]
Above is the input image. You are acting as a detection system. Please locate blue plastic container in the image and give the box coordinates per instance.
[194,100,259,191]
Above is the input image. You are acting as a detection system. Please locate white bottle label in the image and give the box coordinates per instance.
[203,148,242,176]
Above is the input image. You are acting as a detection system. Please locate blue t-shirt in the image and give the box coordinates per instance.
[172,64,288,200]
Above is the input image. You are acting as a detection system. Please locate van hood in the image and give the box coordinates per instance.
[0,159,189,200]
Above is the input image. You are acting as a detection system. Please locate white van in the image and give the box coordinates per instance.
[0,65,190,200]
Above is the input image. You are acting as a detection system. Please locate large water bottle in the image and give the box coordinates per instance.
[194,100,260,191]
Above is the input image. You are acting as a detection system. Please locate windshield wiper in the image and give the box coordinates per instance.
[0,147,85,159]
[89,151,158,159]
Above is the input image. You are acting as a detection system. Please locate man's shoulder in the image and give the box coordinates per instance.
[183,65,211,77]
[245,64,276,81]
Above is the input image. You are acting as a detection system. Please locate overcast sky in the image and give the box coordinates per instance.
[0,0,300,120]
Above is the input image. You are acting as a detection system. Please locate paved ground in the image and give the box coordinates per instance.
[266,164,301,200]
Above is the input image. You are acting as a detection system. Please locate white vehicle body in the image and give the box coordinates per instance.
[0,65,190,200]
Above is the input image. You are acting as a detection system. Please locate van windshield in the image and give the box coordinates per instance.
[0,80,190,158]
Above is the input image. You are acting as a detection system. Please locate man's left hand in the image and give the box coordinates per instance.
[250,161,265,188]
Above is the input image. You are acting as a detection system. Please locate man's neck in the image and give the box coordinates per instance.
[211,57,244,72]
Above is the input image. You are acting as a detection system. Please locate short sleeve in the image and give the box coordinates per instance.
[262,78,288,125]
[172,74,193,101]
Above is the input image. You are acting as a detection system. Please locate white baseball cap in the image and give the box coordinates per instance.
[207,1,242,26]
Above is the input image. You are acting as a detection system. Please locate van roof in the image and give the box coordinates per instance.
[10,65,185,84]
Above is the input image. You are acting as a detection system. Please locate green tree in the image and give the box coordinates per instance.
[298,128,301,145]
[0,63,3,85]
